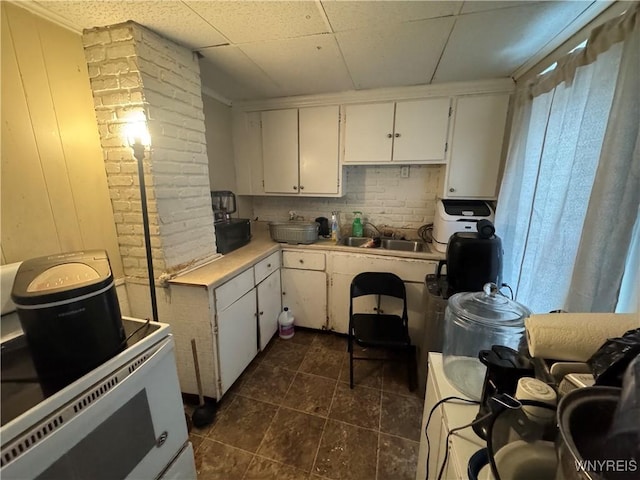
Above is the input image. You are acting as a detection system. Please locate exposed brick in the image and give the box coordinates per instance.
[119,73,141,89]
[84,45,107,63]
[83,29,111,47]
[91,76,119,91]
[107,43,137,59]
[101,60,131,75]
[87,65,101,78]
[85,21,214,280]
[109,26,134,42]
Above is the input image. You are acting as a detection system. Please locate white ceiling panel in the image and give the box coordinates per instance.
[185,0,330,44]
[321,0,462,32]
[198,45,284,100]
[337,17,455,90]
[433,1,593,83]
[33,0,228,49]
[24,0,609,101]
[460,1,544,14]
[239,34,353,97]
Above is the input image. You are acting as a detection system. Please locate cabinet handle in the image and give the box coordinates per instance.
[267,263,271,268]
[299,185,304,190]
[387,133,393,138]
[293,186,298,190]
[449,187,455,192]
[395,133,400,138]
[282,291,286,295]
[299,259,304,264]
[259,311,264,316]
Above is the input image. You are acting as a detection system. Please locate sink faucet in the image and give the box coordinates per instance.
[363,222,381,237]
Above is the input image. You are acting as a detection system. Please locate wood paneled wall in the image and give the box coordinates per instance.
[1,3,123,277]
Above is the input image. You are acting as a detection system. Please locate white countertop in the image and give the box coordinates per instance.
[169,221,444,289]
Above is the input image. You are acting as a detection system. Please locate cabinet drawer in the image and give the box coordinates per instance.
[215,268,254,312]
[331,253,436,282]
[255,251,281,284]
[282,251,325,271]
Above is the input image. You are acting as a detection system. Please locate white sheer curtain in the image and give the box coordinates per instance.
[495,5,639,314]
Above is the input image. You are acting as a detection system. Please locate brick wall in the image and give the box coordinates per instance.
[252,165,442,235]
[83,22,216,282]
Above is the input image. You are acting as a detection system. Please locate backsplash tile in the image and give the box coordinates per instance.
[251,165,442,230]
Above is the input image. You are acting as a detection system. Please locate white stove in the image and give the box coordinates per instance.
[1,311,196,479]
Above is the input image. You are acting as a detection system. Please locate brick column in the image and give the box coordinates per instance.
[83,22,216,285]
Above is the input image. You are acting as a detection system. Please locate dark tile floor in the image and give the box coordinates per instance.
[187,329,424,480]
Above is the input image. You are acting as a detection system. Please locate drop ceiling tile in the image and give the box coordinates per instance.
[460,1,543,14]
[239,34,353,97]
[433,1,593,83]
[322,0,462,32]
[336,17,455,90]
[198,45,284,101]
[185,1,330,44]
[33,0,227,49]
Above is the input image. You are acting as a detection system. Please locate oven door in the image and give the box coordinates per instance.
[1,336,190,480]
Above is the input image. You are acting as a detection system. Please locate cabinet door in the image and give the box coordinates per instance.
[446,94,510,199]
[393,98,450,163]
[217,289,258,395]
[299,105,340,194]
[343,102,395,163]
[281,268,327,329]
[257,269,282,350]
[262,109,299,194]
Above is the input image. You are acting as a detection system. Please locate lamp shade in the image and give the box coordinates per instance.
[125,113,151,147]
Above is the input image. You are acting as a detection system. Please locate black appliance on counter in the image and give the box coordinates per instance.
[315,217,330,237]
[211,190,251,254]
[423,219,504,353]
[10,250,125,393]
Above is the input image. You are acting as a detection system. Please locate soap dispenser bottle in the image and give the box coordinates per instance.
[331,211,340,242]
[352,211,363,237]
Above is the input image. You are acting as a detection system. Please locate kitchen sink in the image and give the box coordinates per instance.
[339,237,372,247]
[338,237,429,252]
[380,238,428,252]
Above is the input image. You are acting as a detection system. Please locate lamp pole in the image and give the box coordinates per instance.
[131,141,159,323]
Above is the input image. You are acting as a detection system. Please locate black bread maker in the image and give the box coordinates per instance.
[11,250,125,391]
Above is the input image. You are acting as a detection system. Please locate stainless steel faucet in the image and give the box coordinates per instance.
[363,222,381,237]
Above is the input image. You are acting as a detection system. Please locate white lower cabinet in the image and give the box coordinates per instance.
[281,268,327,329]
[257,269,282,350]
[216,288,258,396]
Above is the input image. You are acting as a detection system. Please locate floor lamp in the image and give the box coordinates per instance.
[127,120,159,323]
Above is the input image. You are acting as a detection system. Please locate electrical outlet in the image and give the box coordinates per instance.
[400,166,410,178]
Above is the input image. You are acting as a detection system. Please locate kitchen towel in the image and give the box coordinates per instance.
[525,313,640,361]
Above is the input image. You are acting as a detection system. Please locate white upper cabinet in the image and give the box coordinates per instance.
[262,109,299,194]
[343,102,395,163]
[343,98,451,164]
[299,106,340,195]
[445,93,510,199]
[261,106,342,196]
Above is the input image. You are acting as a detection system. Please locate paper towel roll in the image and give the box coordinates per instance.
[525,313,640,361]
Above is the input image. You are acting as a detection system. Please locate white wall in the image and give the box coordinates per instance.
[251,164,443,233]
[203,94,235,191]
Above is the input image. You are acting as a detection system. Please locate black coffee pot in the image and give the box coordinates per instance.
[473,345,535,439]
